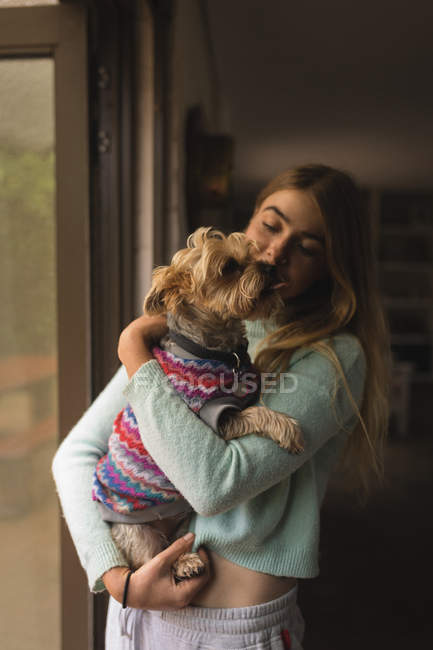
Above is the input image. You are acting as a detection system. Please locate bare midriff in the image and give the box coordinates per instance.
[190,549,297,608]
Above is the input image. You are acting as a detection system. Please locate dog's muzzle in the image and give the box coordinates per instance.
[257,262,279,290]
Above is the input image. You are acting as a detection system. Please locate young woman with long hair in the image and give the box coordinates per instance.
[53,163,391,649]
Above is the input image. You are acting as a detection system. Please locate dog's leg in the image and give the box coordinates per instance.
[111,523,168,570]
[219,406,304,452]
[111,521,206,580]
[169,515,206,581]
[172,553,206,581]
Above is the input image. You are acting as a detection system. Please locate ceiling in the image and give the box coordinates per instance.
[205,0,433,198]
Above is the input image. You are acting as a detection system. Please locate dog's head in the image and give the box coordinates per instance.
[143,227,284,321]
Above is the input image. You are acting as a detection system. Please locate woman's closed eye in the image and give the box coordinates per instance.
[262,222,278,233]
[298,244,316,257]
[262,222,317,257]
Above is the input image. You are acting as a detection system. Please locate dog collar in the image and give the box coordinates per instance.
[167,328,251,373]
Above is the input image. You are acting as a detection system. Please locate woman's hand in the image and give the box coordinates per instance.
[118,314,168,379]
[102,533,210,610]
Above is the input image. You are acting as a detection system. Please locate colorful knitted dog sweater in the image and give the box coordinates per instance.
[92,342,261,522]
[92,404,187,520]
[152,345,261,415]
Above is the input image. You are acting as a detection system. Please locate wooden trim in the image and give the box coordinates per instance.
[55,6,90,646]
[0,46,51,56]
[87,1,138,647]
[88,0,137,396]
[0,6,60,44]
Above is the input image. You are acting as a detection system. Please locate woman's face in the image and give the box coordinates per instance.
[245,189,328,300]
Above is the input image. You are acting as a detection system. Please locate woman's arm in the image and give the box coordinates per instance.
[117,314,167,378]
[52,359,210,602]
[52,365,130,591]
[121,326,366,517]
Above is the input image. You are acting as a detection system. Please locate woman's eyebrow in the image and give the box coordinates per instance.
[264,206,325,245]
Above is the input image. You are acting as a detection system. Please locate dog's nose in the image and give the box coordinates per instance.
[258,262,276,275]
[257,262,277,286]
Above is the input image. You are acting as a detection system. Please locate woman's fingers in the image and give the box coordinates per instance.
[156,532,197,564]
[126,535,210,610]
[114,527,207,608]
[196,546,209,565]
[170,545,210,607]
[154,534,210,598]
[174,567,210,604]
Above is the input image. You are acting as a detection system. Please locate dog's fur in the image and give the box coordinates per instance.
[111,227,304,579]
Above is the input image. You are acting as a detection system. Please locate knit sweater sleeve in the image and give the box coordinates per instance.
[51,365,130,592]
[123,334,366,517]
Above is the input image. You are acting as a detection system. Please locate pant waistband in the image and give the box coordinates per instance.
[158,585,299,634]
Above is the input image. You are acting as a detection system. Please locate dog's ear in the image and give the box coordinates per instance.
[143,266,170,314]
[143,286,165,314]
[187,226,225,249]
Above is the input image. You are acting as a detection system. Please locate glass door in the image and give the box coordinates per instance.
[0,4,89,650]
[0,54,59,650]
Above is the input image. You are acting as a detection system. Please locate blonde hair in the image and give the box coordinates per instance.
[251,164,391,498]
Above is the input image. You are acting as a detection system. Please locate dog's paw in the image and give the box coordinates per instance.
[172,552,206,581]
[272,412,304,453]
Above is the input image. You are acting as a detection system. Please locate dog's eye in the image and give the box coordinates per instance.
[222,258,241,274]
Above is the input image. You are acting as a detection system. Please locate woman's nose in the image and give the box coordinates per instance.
[262,246,288,266]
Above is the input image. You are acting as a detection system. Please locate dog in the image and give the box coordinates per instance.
[92,227,304,580]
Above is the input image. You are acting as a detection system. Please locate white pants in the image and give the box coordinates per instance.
[105,585,305,649]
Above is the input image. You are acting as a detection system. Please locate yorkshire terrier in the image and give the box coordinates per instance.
[93,227,304,580]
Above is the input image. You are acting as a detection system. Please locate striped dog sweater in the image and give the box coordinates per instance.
[92,342,261,521]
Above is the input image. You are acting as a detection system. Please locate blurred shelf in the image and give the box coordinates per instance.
[412,372,433,383]
[373,189,433,381]
[391,334,431,345]
[380,262,433,272]
[382,226,433,236]
[384,298,433,308]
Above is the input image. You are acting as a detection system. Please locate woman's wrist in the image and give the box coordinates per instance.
[102,566,131,604]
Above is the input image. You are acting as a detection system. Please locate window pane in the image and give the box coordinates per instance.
[0,58,58,650]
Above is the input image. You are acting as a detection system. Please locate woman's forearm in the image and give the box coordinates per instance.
[52,366,130,591]
[118,327,155,378]
[52,316,166,592]
[118,314,168,378]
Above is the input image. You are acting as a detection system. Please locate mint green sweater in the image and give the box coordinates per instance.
[52,320,366,593]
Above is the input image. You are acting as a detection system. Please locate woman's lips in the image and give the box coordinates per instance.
[270,273,290,290]
[260,265,289,291]
[270,281,289,290]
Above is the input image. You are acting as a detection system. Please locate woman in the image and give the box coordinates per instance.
[52,164,390,649]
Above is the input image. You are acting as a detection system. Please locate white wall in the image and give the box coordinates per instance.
[205,0,433,205]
